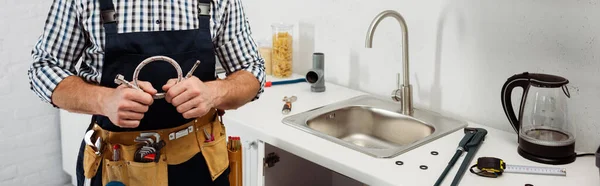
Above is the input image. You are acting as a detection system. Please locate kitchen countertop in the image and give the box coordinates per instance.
[222,74,599,186]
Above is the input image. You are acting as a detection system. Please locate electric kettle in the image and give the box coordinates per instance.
[501,72,576,165]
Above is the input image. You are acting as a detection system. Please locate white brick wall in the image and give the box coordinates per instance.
[244,0,600,152]
[0,0,70,185]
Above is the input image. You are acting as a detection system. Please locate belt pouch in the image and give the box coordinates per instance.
[101,142,168,185]
[200,119,230,181]
[83,145,103,179]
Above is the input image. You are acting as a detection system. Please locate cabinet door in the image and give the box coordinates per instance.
[256,140,265,186]
[223,118,265,186]
[262,143,365,186]
[239,139,265,186]
[263,144,333,186]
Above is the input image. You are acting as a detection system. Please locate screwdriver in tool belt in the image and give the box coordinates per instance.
[113,145,120,161]
[203,128,214,142]
[228,137,241,151]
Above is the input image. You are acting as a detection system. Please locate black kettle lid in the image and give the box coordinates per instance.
[521,72,569,88]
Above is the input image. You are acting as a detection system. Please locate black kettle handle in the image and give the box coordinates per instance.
[501,72,531,133]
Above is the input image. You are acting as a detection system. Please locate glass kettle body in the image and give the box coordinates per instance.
[501,72,576,165]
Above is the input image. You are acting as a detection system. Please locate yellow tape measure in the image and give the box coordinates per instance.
[470,157,506,178]
[470,157,567,178]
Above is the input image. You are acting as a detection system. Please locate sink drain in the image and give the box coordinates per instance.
[327,113,336,119]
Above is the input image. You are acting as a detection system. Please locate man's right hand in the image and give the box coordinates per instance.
[100,82,157,128]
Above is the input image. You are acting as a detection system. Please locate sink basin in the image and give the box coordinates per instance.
[282,95,467,158]
[306,106,435,149]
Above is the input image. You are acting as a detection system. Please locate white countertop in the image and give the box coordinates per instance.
[222,75,599,186]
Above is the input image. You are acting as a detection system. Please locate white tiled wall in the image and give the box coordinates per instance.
[0,0,70,185]
[242,0,600,152]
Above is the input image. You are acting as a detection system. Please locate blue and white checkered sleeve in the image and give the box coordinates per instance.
[28,0,86,105]
[214,0,266,101]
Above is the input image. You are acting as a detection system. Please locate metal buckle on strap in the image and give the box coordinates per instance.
[168,126,194,140]
[198,3,210,16]
[101,10,116,23]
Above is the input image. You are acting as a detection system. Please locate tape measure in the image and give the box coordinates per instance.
[470,157,567,178]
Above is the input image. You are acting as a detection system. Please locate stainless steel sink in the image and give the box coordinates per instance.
[282,95,467,158]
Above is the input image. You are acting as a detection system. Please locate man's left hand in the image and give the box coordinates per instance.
[163,76,218,119]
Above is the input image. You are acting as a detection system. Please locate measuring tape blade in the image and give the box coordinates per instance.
[504,164,567,176]
[470,157,568,178]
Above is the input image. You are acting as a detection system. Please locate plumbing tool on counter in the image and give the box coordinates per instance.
[282,96,297,115]
[469,157,566,177]
[306,53,326,92]
[434,128,488,186]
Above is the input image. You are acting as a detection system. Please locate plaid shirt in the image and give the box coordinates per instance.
[28,0,265,104]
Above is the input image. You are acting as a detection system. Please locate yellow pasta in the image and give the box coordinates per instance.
[272,32,293,78]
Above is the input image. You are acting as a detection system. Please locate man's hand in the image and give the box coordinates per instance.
[163,76,218,119]
[100,82,157,128]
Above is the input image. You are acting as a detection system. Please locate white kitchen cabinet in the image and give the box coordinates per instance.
[223,119,265,186]
[225,116,364,186]
[263,143,364,186]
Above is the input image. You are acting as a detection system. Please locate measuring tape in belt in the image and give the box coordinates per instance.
[470,157,567,178]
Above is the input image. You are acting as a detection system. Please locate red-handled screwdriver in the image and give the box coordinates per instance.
[113,145,120,161]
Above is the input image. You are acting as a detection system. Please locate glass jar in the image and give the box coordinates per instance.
[271,23,294,78]
[257,40,273,75]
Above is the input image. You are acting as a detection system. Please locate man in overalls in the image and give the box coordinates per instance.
[28,0,265,185]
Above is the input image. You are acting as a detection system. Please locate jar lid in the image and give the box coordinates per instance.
[271,23,294,29]
[257,39,272,47]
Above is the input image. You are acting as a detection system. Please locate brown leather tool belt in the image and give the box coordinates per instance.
[83,109,229,186]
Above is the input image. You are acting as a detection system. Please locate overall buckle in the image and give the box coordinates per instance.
[101,10,116,23]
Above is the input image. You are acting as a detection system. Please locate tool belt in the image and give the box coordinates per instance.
[83,109,229,186]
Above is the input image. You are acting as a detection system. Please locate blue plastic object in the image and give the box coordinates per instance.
[106,181,125,186]
[266,78,306,87]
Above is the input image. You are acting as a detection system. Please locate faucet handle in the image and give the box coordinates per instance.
[391,89,402,102]
[391,73,402,102]
[396,73,401,89]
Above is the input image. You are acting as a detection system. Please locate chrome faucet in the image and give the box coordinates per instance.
[365,10,413,116]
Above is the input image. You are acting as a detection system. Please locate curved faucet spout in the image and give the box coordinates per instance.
[365,10,413,116]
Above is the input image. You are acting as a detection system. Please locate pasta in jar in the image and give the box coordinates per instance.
[271,24,293,78]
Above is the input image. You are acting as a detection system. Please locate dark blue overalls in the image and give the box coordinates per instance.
[75,0,229,185]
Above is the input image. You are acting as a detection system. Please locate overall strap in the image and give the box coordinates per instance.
[99,0,117,34]
[197,0,211,16]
